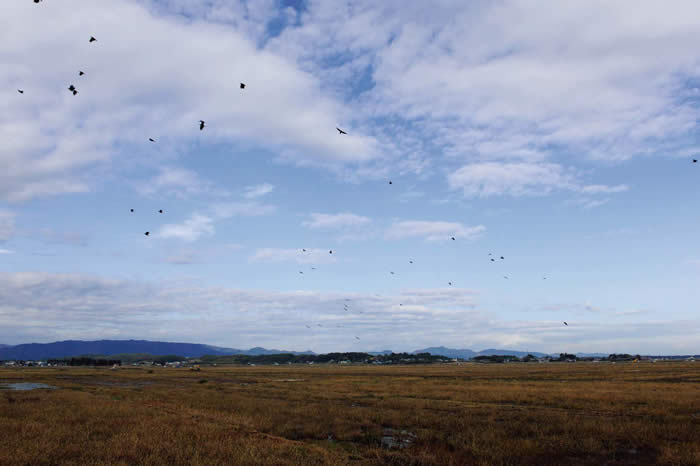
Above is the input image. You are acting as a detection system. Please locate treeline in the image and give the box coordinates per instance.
[47,357,121,366]
[200,352,451,365]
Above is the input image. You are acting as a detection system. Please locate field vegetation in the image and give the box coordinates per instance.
[1,362,699,465]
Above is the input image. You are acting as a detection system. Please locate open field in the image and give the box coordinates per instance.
[1,362,699,465]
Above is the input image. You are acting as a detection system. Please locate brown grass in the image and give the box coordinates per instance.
[1,362,699,465]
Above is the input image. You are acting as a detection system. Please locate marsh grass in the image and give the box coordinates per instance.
[1,362,699,465]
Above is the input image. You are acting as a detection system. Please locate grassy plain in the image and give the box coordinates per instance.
[1,362,699,465]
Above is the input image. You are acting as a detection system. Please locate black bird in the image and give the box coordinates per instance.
[240,83,246,89]
[329,250,333,254]
[448,282,452,286]
[409,260,413,264]
[34,0,43,3]
[563,321,568,326]
[130,209,134,212]
[500,256,504,260]
[89,36,97,43]
[144,232,150,236]
[490,258,495,262]
[68,84,78,96]
[390,271,395,275]
[451,237,456,241]
[158,209,163,214]
[299,271,303,274]
[149,138,155,142]
[399,303,403,306]
[302,249,306,252]
[199,120,205,130]
[694,159,698,163]
[17,89,24,94]
[389,180,392,185]
[336,127,347,135]
[79,71,85,76]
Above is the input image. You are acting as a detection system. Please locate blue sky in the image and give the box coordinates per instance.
[1,0,699,354]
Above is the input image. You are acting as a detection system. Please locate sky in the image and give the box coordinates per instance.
[1,0,699,354]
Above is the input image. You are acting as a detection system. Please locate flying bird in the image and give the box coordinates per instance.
[149,138,155,142]
[389,181,392,185]
[34,0,43,3]
[144,232,150,236]
[563,321,568,326]
[500,256,505,260]
[451,237,455,241]
[355,336,360,340]
[299,271,303,274]
[336,127,347,135]
[158,210,163,214]
[240,83,246,89]
[329,250,333,254]
[448,282,452,286]
[490,258,495,262]
[199,120,205,130]
[79,71,85,76]
[89,36,97,43]
[302,249,306,252]
[694,159,698,163]
[17,89,24,94]
[130,209,134,212]
[68,85,78,96]
[409,260,413,264]
[390,271,395,275]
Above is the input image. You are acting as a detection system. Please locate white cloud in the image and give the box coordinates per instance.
[158,213,215,242]
[137,166,218,198]
[250,248,336,265]
[0,0,380,202]
[211,202,277,217]
[579,184,630,194]
[448,162,576,197]
[242,183,275,199]
[0,271,698,354]
[0,210,15,242]
[303,212,371,229]
[385,220,486,242]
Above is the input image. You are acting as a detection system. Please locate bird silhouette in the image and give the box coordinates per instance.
[299,271,303,274]
[409,260,413,264]
[199,120,205,130]
[302,249,306,252]
[79,71,85,76]
[329,250,333,254]
[158,210,163,214]
[89,36,97,43]
[34,0,43,3]
[448,282,452,286]
[336,127,347,135]
[451,237,456,241]
[389,181,392,185]
[490,258,495,262]
[68,85,78,96]
[144,232,150,236]
[240,83,246,89]
[17,89,23,94]
[500,256,505,260]
[130,209,134,213]
[563,321,568,326]
[694,159,698,163]
[149,138,155,142]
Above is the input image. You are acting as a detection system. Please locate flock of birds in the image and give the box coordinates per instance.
[24,0,694,340]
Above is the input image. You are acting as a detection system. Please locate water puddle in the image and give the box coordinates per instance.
[0,382,57,391]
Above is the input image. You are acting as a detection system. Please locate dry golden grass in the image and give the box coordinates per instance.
[1,362,699,465]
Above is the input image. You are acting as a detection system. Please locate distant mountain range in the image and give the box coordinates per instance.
[0,340,314,360]
[0,340,683,361]
[412,346,549,359]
